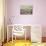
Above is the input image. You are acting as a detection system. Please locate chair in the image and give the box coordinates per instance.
[7,25,26,43]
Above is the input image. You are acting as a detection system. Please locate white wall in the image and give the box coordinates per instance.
[6,0,46,37]
[0,0,4,42]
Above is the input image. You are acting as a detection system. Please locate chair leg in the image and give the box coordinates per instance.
[15,36,16,42]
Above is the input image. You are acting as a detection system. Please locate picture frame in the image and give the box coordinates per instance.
[20,5,33,15]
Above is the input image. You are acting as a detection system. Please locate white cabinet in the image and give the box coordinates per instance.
[31,25,42,43]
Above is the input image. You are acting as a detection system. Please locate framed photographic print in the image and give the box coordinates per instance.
[20,5,33,15]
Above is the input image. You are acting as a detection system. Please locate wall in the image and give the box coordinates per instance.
[6,0,46,37]
[0,0,4,42]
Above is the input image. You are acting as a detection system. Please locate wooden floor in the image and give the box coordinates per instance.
[3,40,46,46]
[3,40,31,46]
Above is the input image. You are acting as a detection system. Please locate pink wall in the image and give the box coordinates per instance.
[6,0,46,37]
